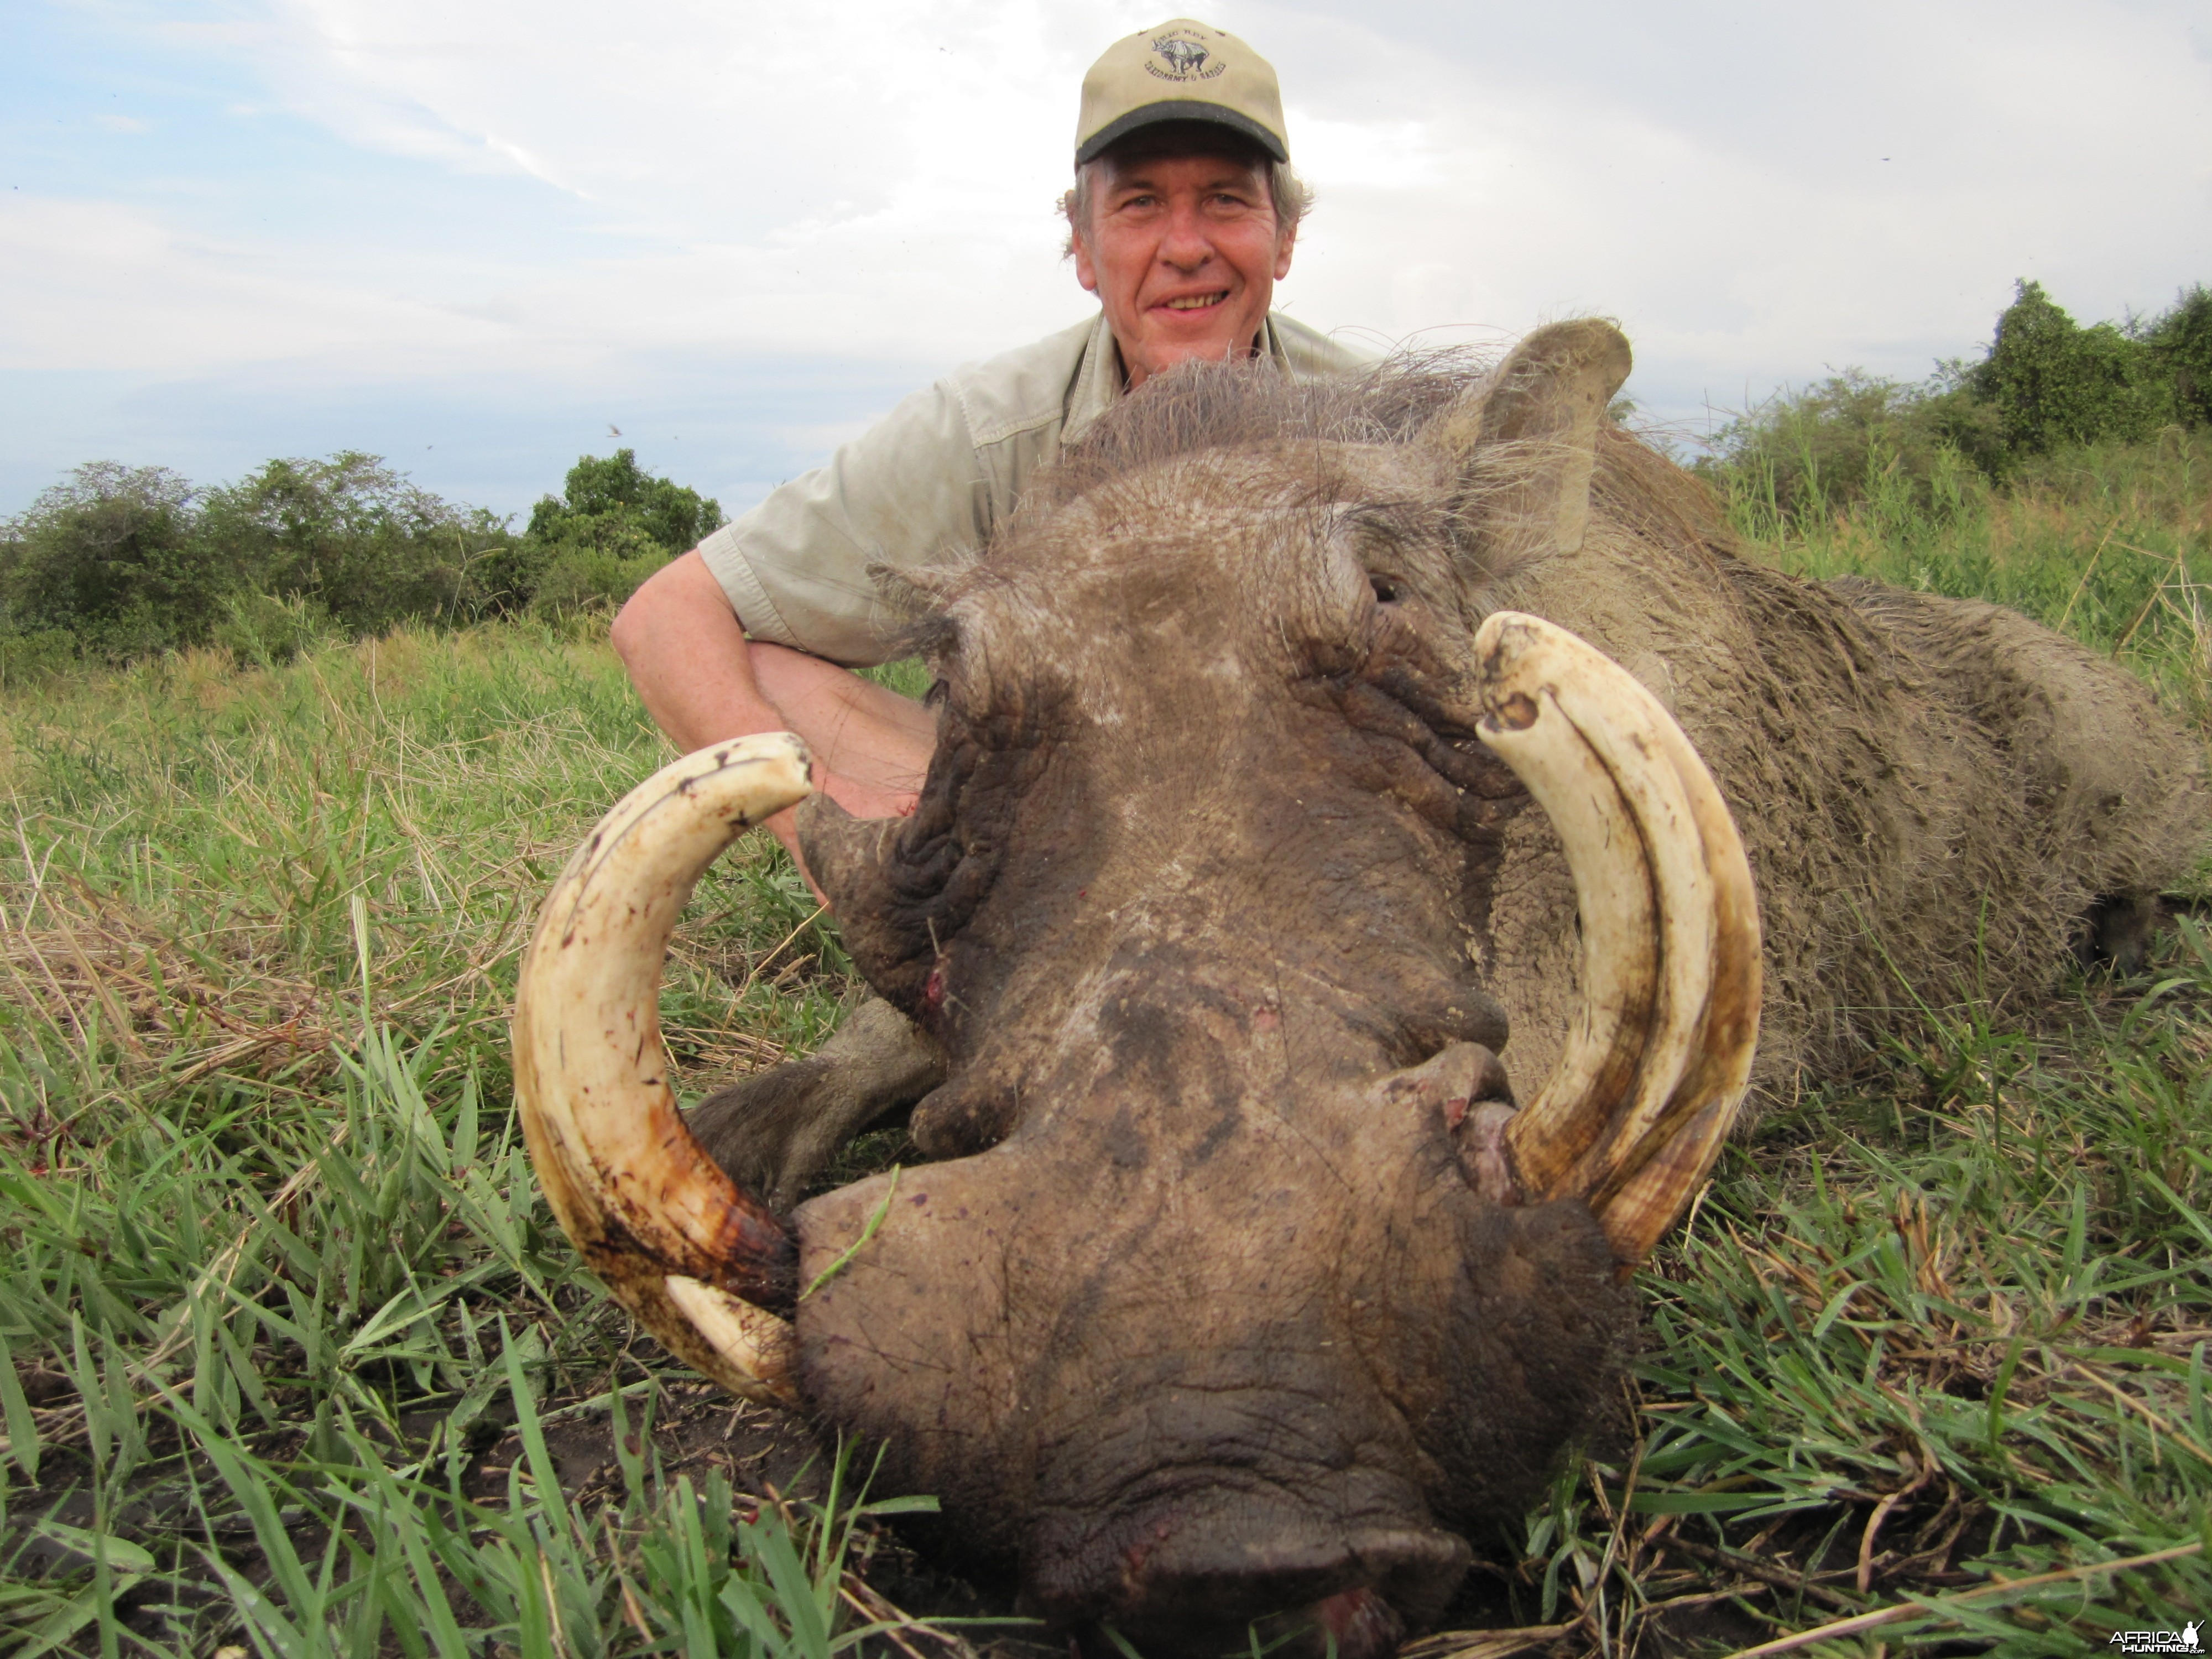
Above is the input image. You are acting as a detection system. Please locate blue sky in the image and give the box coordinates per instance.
[6,0,2210,521]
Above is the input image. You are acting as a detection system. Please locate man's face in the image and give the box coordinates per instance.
[1072,149,1296,390]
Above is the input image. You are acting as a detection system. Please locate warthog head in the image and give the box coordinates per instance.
[513,321,1762,1655]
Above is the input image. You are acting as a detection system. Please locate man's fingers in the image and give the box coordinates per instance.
[761,801,830,904]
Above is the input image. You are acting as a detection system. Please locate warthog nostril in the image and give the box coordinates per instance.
[1036,1510,1468,1658]
[1072,1584,1405,1659]
[1310,1586,1408,1658]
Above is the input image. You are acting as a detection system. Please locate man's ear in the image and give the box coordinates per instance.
[1273,218,1296,281]
[1072,228,1100,295]
[1426,319,1632,573]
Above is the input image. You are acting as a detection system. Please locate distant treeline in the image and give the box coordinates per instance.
[0,448,720,669]
[1698,279,2212,526]
[7,279,2208,672]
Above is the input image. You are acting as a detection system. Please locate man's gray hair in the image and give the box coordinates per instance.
[1060,154,1314,257]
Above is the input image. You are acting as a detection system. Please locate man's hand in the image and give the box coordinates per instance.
[818,770,921,823]
[766,770,919,904]
[613,550,935,902]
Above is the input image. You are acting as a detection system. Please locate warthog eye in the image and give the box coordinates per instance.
[1371,576,1401,604]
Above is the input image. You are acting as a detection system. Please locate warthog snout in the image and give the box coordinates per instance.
[791,1019,1634,1644]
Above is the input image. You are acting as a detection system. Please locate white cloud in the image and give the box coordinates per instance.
[1246,0,2212,412]
[50,0,1168,373]
[0,192,506,373]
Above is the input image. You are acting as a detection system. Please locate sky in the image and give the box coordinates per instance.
[4,0,2209,521]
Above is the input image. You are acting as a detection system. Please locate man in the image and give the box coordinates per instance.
[612,18,1363,890]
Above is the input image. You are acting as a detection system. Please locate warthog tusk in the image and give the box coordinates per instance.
[512,734,811,1405]
[1472,613,1762,1267]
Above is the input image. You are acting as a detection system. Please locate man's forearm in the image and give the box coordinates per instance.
[612,550,786,753]
[613,547,936,816]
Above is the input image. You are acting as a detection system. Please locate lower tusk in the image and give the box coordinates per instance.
[1473,613,1761,1264]
[664,1275,797,1392]
[512,734,812,1404]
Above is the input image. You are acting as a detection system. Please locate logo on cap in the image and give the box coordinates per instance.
[1147,28,1225,82]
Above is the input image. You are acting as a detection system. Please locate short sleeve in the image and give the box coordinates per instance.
[696,379,989,669]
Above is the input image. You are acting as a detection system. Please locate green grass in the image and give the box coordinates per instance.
[0,622,938,1655]
[1509,931,2212,1655]
[1712,424,2212,715]
[1,431,2208,1657]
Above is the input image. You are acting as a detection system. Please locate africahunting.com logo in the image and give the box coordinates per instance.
[2111,1621,2203,1654]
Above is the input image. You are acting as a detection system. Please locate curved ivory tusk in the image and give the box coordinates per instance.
[1472,613,1761,1265]
[1469,677,1660,1197]
[1592,684,1762,1264]
[512,734,812,1404]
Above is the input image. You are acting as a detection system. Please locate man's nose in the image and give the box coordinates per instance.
[1157,203,1214,268]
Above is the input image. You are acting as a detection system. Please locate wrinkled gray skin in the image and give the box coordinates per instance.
[687,324,2204,1656]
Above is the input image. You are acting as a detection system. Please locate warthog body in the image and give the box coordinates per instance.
[550,324,2204,1655]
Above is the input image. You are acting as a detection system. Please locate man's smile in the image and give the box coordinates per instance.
[1162,291,1230,311]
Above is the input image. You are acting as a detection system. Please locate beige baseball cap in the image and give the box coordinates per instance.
[1074,19,1288,166]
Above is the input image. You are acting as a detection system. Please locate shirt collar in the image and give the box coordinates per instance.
[1063,311,1291,447]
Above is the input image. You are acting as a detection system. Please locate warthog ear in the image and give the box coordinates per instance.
[1427,319,1633,572]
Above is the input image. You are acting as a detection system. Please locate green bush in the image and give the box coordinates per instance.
[1695,370,2001,531]
[200,451,514,635]
[0,628,80,687]
[1702,279,2208,521]
[497,448,724,615]
[0,448,728,660]
[473,514,669,617]
[1968,279,2173,455]
[2148,284,2212,427]
[0,455,521,660]
[525,447,721,555]
[0,464,230,655]
[525,546,672,616]
[210,587,340,667]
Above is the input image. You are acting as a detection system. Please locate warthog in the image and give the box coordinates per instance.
[513,322,2204,1655]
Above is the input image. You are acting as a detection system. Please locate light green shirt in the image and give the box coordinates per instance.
[698,310,1369,667]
